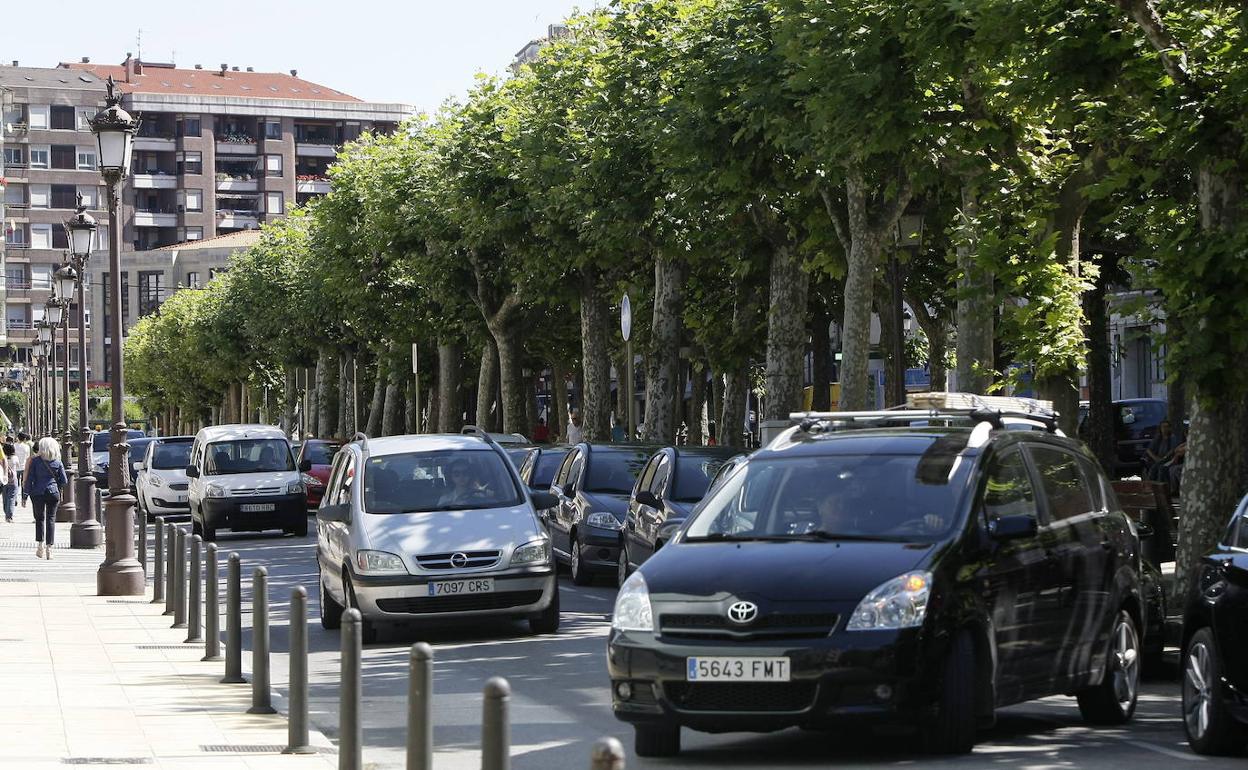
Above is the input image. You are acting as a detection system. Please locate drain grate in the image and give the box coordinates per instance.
[62,759,153,765]
[0,577,30,582]
[134,644,195,650]
[107,599,148,604]
[200,744,336,755]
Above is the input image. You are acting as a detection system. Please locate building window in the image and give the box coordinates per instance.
[186,271,200,288]
[183,189,202,211]
[30,225,53,250]
[77,109,93,130]
[76,185,98,208]
[265,154,282,176]
[138,271,163,317]
[265,121,281,140]
[50,105,76,130]
[77,149,97,170]
[96,225,109,251]
[52,227,68,250]
[5,226,25,246]
[51,145,76,170]
[28,184,49,208]
[3,147,22,166]
[185,227,203,241]
[29,147,49,169]
[176,151,203,175]
[179,116,201,137]
[27,105,49,130]
[266,192,284,215]
[51,184,76,210]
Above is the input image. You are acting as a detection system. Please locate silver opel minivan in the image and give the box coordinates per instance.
[315,429,560,642]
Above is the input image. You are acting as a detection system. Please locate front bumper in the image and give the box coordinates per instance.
[200,494,306,532]
[607,625,938,733]
[350,566,557,623]
[577,525,622,571]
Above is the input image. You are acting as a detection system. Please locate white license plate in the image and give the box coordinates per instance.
[239,503,275,513]
[686,657,790,682]
[175,495,187,503]
[427,578,494,597]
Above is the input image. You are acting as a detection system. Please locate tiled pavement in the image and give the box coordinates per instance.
[0,506,337,769]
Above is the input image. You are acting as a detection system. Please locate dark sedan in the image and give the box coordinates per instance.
[518,445,570,492]
[1181,493,1248,754]
[548,443,654,585]
[619,445,740,583]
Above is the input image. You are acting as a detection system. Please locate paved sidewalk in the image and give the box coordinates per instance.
[0,509,337,769]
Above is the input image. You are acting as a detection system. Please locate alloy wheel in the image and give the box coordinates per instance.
[571,539,581,578]
[1112,613,1141,710]
[1184,640,1214,739]
[617,545,629,587]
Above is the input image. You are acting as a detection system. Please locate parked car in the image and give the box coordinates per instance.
[296,438,343,510]
[125,438,156,493]
[548,443,654,585]
[700,452,749,506]
[609,397,1145,757]
[187,424,306,541]
[619,446,741,582]
[315,430,560,643]
[1180,493,1248,754]
[90,428,146,490]
[134,436,194,520]
[518,445,570,493]
[1078,398,1169,476]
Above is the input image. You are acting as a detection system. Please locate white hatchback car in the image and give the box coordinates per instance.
[316,429,560,643]
[187,424,305,541]
[134,436,194,520]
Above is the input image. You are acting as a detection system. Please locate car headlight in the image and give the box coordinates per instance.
[612,572,654,632]
[205,483,227,499]
[355,550,407,574]
[149,474,164,488]
[847,571,932,631]
[286,481,305,495]
[301,473,323,488]
[586,511,622,530]
[511,539,550,566]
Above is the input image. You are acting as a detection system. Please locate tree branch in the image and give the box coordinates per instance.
[1110,0,1195,92]
[819,187,851,254]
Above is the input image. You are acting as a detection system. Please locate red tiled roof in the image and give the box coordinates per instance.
[60,61,361,103]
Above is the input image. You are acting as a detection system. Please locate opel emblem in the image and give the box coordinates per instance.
[450,552,469,568]
[727,601,758,625]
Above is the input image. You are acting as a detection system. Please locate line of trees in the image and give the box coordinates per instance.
[125,0,1248,597]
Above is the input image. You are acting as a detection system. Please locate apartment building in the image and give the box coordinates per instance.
[63,55,411,252]
[0,64,108,382]
[511,24,571,72]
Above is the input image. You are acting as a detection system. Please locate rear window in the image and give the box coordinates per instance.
[584,450,650,494]
[302,441,341,465]
[363,449,522,514]
[205,439,293,475]
[672,455,730,502]
[151,441,192,470]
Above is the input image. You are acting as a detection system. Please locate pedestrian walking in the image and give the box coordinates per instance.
[24,437,67,559]
[14,431,31,507]
[1,442,16,522]
[566,408,584,445]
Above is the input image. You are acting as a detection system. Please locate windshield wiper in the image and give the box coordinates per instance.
[772,530,901,542]
[684,532,769,542]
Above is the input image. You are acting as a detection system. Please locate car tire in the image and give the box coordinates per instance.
[343,575,379,644]
[1183,627,1247,755]
[529,583,560,635]
[570,534,592,586]
[289,518,308,538]
[319,569,343,630]
[615,543,630,588]
[919,630,977,754]
[634,723,680,758]
[1077,609,1141,724]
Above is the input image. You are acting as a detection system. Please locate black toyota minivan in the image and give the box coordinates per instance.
[608,403,1146,757]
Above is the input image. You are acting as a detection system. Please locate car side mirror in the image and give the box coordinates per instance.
[317,503,349,524]
[298,459,312,473]
[1136,521,1155,540]
[635,490,660,508]
[531,491,558,511]
[185,465,200,478]
[133,461,144,472]
[988,514,1038,540]
[1121,411,1136,425]
[561,483,574,498]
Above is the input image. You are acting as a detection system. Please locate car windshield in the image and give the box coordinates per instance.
[303,441,341,465]
[684,453,971,543]
[585,450,650,494]
[205,439,293,475]
[128,439,154,462]
[532,450,569,488]
[362,449,522,514]
[672,455,731,502]
[151,441,193,470]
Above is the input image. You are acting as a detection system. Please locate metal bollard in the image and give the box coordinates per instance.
[284,586,314,755]
[590,737,625,770]
[203,543,221,661]
[151,517,165,604]
[406,643,434,770]
[163,523,176,615]
[221,553,244,683]
[340,608,363,770]
[185,534,202,643]
[481,677,511,770]
[172,528,187,628]
[137,512,147,577]
[248,566,275,714]
[95,488,103,524]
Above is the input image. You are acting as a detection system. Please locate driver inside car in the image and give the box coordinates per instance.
[439,459,484,507]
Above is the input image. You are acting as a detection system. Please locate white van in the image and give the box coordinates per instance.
[187,424,305,541]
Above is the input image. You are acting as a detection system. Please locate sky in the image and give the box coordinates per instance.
[6,0,591,110]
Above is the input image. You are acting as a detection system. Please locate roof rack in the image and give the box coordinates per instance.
[461,424,503,450]
[788,392,1060,436]
[350,431,370,456]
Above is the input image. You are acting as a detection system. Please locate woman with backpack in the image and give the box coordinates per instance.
[25,437,67,559]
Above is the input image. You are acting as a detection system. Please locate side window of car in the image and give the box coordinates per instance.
[553,450,577,488]
[1029,445,1096,522]
[566,452,585,491]
[635,456,658,496]
[650,454,672,496]
[981,449,1039,522]
[1076,455,1108,513]
[1224,496,1248,548]
[518,452,535,484]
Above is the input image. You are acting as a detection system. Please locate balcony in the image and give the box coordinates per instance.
[296,177,331,195]
[5,121,29,134]
[5,280,31,297]
[133,136,176,152]
[216,176,258,192]
[217,210,258,230]
[135,210,178,227]
[133,173,178,190]
[5,322,35,341]
[217,137,257,155]
[295,143,337,158]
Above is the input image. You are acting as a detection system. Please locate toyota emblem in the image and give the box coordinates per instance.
[450,552,469,568]
[727,601,758,625]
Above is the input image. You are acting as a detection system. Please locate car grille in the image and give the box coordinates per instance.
[376,590,543,614]
[415,551,501,570]
[230,487,281,497]
[659,612,838,641]
[168,482,189,491]
[664,682,817,713]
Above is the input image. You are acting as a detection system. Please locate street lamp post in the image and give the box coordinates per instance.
[54,262,77,524]
[38,320,53,437]
[90,76,143,595]
[65,200,101,548]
